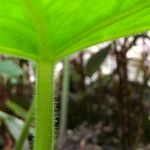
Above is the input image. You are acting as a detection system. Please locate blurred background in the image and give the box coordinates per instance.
[0,33,150,150]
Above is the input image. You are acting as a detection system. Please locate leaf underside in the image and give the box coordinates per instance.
[0,0,150,62]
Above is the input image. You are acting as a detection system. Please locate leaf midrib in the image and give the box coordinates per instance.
[23,0,53,61]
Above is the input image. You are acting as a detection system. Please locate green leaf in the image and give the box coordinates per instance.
[7,100,27,119]
[0,0,149,62]
[86,45,111,76]
[0,60,23,77]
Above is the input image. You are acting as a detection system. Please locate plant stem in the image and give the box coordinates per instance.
[15,101,35,150]
[58,57,70,147]
[34,62,55,150]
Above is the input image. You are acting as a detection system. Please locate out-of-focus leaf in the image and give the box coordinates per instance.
[7,100,27,119]
[0,60,23,78]
[0,111,24,140]
[0,111,30,150]
[85,45,111,77]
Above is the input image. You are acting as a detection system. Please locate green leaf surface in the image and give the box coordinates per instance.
[86,45,111,77]
[0,60,23,77]
[0,0,149,62]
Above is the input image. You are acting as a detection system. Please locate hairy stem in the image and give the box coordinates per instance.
[15,101,35,150]
[58,57,70,147]
[34,62,55,150]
